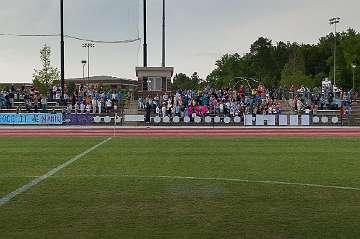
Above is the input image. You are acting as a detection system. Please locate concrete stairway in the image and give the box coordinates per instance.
[343,100,360,126]
[123,100,141,115]
[121,100,144,126]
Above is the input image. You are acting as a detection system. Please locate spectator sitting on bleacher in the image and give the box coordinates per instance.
[41,96,48,113]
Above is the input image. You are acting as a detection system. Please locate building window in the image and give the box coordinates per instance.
[147,77,163,91]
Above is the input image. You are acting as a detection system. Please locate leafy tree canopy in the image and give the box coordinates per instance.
[32,44,60,96]
[204,29,360,91]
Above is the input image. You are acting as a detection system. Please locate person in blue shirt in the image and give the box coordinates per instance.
[117,92,124,101]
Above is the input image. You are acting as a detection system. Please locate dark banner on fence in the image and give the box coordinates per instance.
[64,114,94,125]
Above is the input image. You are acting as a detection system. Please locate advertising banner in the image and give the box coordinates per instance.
[124,115,145,122]
[265,115,276,126]
[256,115,265,126]
[0,113,63,125]
[301,115,310,126]
[279,115,288,126]
[244,115,253,126]
[290,115,299,126]
[64,114,94,125]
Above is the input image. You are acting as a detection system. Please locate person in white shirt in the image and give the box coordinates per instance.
[163,93,169,102]
[106,99,112,113]
[67,104,72,114]
[86,104,91,114]
[98,100,103,114]
[74,103,79,114]
[80,102,85,114]
[92,99,97,113]
[156,106,160,116]
[55,91,61,101]
[162,104,166,118]
[52,86,57,100]
[41,97,48,113]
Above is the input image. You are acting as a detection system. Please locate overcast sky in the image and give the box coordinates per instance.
[0,0,359,83]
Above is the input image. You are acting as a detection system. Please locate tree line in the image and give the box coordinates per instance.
[173,28,360,91]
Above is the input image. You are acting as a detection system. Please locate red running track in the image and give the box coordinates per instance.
[0,128,360,137]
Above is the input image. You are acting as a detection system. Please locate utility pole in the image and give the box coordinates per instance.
[143,0,148,67]
[162,0,166,67]
[60,0,65,103]
[329,17,340,88]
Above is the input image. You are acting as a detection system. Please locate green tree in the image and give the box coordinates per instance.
[32,44,60,96]
[206,54,239,88]
[274,41,290,77]
[206,53,255,89]
[250,37,279,87]
[204,28,360,91]
[172,73,200,92]
[280,48,314,88]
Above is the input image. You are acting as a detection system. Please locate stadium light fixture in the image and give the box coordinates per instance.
[329,17,341,89]
[82,43,95,85]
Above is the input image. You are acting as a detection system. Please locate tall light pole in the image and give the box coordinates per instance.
[60,0,65,103]
[329,17,340,89]
[81,60,87,86]
[162,0,166,67]
[352,64,357,90]
[143,0,148,67]
[82,43,95,86]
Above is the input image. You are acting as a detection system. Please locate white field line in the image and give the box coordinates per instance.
[1,174,360,192]
[0,137,112,207]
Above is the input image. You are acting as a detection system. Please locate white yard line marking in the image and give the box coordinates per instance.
[0,137,112,207]
[2,174,359,192]
[85,175,360,191]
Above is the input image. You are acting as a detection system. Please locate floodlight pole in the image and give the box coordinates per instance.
[143,0,148,67]
[87,46,90,83]
[162,0,166,67]
[82,43,95,86]
[329,17,340,88]
[334,21,337,88]
[60,0,65,103]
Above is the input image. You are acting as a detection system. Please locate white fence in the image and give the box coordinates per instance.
[88,114,342,126]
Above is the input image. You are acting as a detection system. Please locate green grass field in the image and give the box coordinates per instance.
[1,137,360,239]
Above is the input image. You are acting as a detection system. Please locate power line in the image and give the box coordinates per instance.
[64,35,140,44]
[0,33,141,44]
[0,33,58,37]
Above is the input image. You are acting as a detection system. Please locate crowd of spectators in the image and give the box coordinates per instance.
[289,84,356,115]
[0,85,49,113]
[1,82,357,117]
[65,86,124,114]
[0,84,125,114]
[139,84,285,118]
[139,84,357,118]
